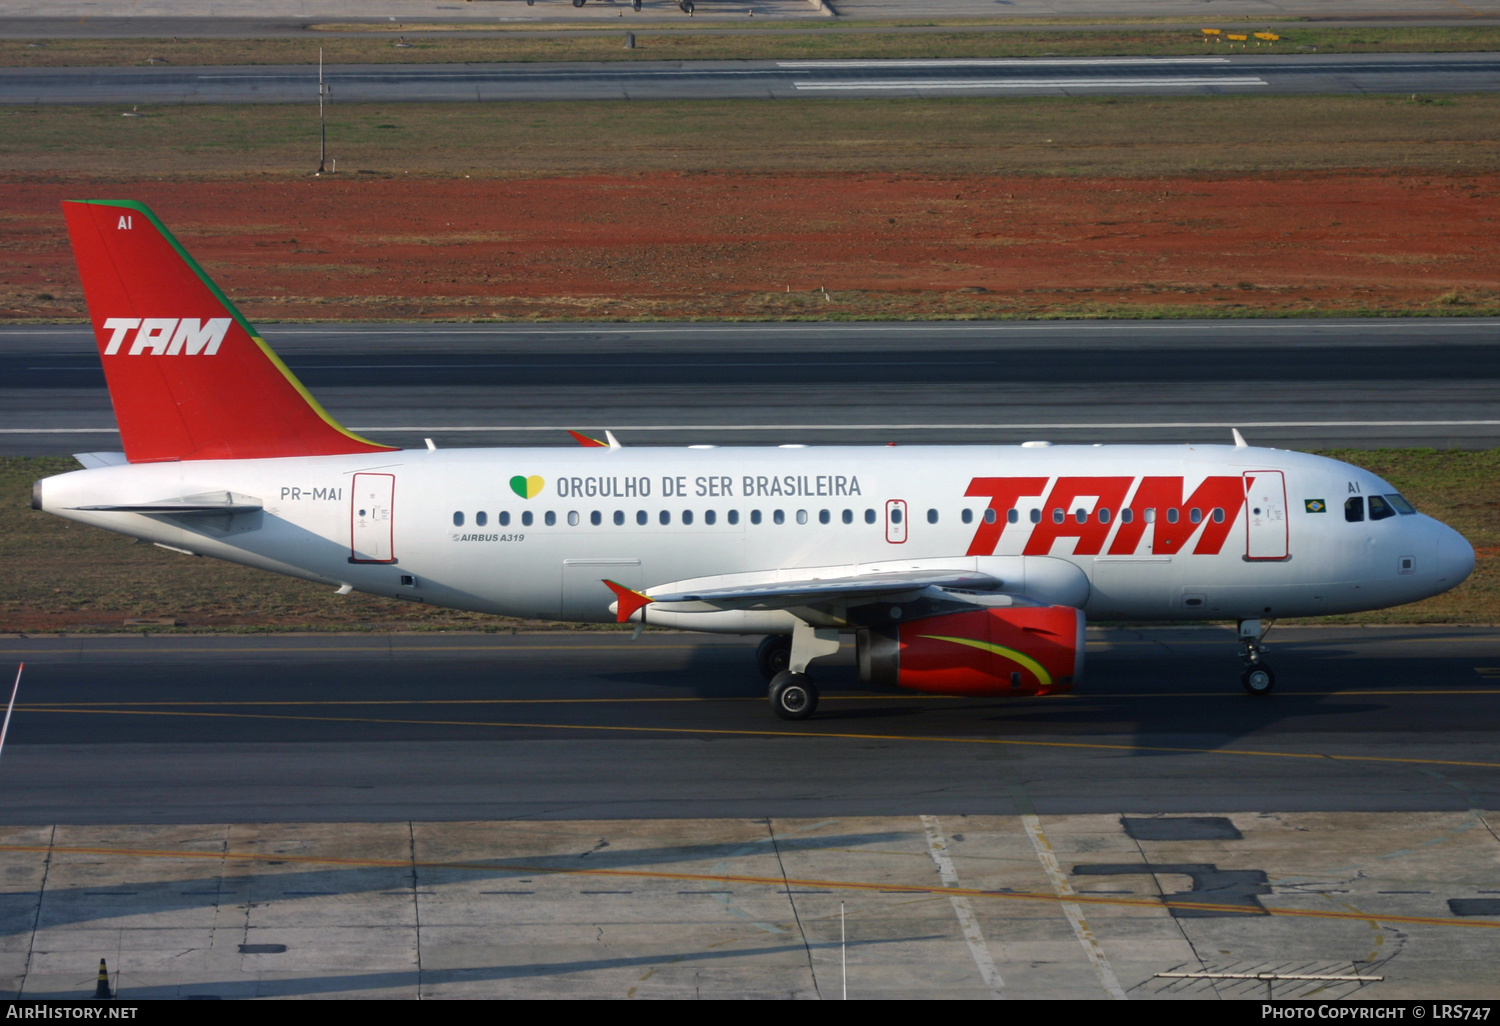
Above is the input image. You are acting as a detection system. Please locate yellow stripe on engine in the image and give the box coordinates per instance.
[916,635,1053,688]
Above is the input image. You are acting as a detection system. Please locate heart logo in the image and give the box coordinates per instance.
[510,475,545,499]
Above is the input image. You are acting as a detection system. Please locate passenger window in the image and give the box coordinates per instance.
[1368,495,1396,521]
[865,509,876,524]
[1120,508,1133,524]
[567,511,579,526]
[984,508,997,525]
[1144,508,1156,523]
[500,511,511,527]
[819,509,830,525]
[705,510,717,525]
[683,510,694,525]
[842,509,853,525]
[1075,508,1087,524]
[476,511,487,527]
[545,511,557,527]
[1387,493,1417,515]
[453,511,464,527]
[927,508,938,524]
[961,509,973,525]
[1007,508,1019,524]
[1212,507,1224,523]
[1099,508,1110,524]
[1345,496,1365,522]
[590,511,601,526]
[1030,508,1041,524]
[774,510,785,525]
[636,510,648,526]
[1052,508,1064,524]
[1166,508,1179,524]
[522,511,534,527]
[729,510,741,525]
[1189,507,1202,524]
[752,510,763,525]
[660,510,671,526]
[614,510,625,526]
[795,510,807,525]
[891,507,903,525]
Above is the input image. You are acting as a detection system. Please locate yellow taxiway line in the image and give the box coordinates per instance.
[0,840,1491,933]
[18,704,1500,770]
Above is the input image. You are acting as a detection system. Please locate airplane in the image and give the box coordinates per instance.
[32,200,1476,719]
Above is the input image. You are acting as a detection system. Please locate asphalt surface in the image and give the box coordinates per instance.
[4,52,1500,104]
[0,626,1496,823]
[4,319,1497,453]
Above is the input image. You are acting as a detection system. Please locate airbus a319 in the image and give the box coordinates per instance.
[32,201,1476,718]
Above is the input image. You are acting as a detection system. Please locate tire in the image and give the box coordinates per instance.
[756,634,792,682]
[1241,663,1275,696]
[769,671,818,720]
[681,1,694,12]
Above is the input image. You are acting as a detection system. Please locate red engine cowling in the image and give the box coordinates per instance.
[858,606,1084,696]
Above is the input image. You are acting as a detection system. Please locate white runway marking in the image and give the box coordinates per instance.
[921,815,1005,1000]
[778,58,1233,68]
[795,77,1268,91]
[1022,814,1128,1001]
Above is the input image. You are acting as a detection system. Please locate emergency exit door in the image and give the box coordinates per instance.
[1243,470,1288,561]
[886,499,907,544]
[350,472,396,563]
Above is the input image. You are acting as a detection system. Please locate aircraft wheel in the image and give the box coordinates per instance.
[769,672,818,720]
[756,634,792,681]
[1241,663,1275,696]
[681,0,695,12]
[573,0,586,7]
[634,0,642,9]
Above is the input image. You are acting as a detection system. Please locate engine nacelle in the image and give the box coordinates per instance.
[858,606,1084,696]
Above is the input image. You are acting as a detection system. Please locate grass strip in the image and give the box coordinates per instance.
[3,26,1499,67]
[4,94,1497,178]
[2,450,1494,632]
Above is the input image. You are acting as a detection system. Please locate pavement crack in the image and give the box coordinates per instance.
[16,825,55,999]
[409,820,424,1000]
[766,818,820,999]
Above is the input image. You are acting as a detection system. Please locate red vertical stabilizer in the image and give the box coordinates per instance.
[62,200,397,463]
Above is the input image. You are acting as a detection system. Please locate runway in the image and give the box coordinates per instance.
[0,626,1497,824]
[3,53,1499,104]
[3,318,1497,453]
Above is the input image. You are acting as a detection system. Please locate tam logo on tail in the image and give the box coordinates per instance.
[63,198,396,463]
[101,317,231,357]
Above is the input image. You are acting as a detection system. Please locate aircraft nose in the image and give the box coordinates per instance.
[1435,525,1476,587]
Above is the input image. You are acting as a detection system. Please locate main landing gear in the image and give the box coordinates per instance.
[758,625,840,720]
[769,671,818,720]
[760,635,817,720]
[1238,618,1275,695]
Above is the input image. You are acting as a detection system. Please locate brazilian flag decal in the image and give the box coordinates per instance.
[1305,499,1327,513]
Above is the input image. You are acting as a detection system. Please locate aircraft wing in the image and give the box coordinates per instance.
[650,569,1000,608]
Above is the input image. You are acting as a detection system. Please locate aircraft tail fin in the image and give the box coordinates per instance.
[62,199,396,463]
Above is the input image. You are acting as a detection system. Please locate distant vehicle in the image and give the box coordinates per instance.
[34,201,1475,719]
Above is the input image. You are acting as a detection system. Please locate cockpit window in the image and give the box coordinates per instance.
[1367,494,1396,521]
[1344,496,1364,522]
[1386,493,1417,515]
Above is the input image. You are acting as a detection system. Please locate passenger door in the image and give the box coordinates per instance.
[350,472,396,563]
[1243,471,1288,560]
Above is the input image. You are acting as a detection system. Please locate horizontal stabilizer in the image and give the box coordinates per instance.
[73,452,129,470]
[71,490,262,516]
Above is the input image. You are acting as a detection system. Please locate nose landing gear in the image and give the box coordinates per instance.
[1238,618,1275,695]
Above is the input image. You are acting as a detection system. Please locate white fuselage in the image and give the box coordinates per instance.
[37,443,1474,629]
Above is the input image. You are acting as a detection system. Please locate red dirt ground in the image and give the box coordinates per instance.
[4,171,1498,320]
